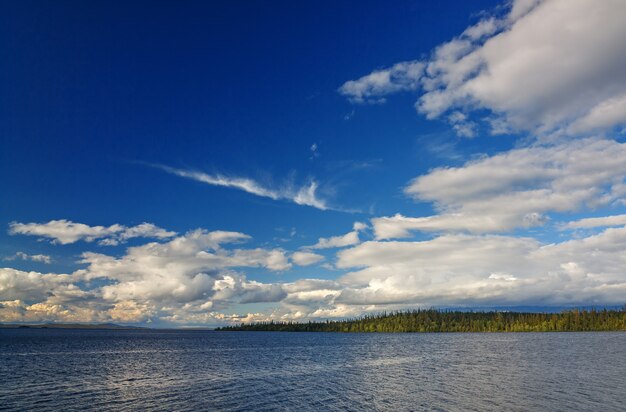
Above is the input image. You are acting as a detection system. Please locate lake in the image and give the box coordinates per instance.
[1,329,624,411]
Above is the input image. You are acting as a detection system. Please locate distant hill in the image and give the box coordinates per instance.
[0,323,146,330]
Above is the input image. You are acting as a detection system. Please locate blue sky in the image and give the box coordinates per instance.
[2,0,626,326]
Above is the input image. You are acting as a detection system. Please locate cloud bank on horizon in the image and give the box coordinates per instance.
[2,0,626,326]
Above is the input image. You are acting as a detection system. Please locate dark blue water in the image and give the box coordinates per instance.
[1,330,624,411]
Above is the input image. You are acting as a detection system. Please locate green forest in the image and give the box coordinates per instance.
[217,308,626,333]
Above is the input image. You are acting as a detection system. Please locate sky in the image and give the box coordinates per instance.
[2,0,626,326]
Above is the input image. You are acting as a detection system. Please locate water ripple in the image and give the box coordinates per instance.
[0,330,624,411]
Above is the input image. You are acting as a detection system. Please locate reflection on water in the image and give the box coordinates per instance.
[1,330,624,411]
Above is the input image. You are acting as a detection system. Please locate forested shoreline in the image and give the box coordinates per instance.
[217,308,626,333]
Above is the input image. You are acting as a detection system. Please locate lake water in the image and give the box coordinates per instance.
[0,330,624,411]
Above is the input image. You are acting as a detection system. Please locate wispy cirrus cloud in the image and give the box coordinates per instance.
[154,164,330,211]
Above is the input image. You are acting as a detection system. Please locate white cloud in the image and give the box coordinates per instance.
[9,220,176,245]
[448,111,477,138]
[507,0,542,22]
[232,248,292,272]
[79,229,291,309]
[291,251,325,266]
[309,142,319,159]
[429,0,626,135]
[0,268,78,303]
[292,181,328,210]
[2,224,626,324]
[562,214,626,230]
[0,298,103,324]
[0,228,295,324]
[4,252,52,264]
[371,213,503,239]
[371,138,626,238]
[352,222,368,231]
[489,273,518,281]
[114,223,177,244]
[338,61,424,103]
[462,17,499,40]
[306,222,368,249]
[309,231,358,249]
[156,164,330,210]
[9,220,123,245]
[567,93,626,135]
[341,0,626,138]
[332,228,626,307]
[260,227,626,318]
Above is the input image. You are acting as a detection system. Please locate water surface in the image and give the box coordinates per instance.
[1,329,624,411]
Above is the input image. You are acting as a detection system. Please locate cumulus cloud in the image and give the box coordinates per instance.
[2,224,626,324]
[291,251,325,266]
[79,229,290,304]
[9,220,176,245]
[332,228,626,307]
[425,0,626,135]
[0,268,78,303]
[247,227,626,319]
[155,164,330,210]
[340,0,626,137]
[306,222,368,249]
[372,138,626,238]
[4,252,52,264]
[0,228,296,324]
[0,298,103,324]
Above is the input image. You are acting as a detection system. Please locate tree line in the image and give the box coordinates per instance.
[216,308,626,333]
